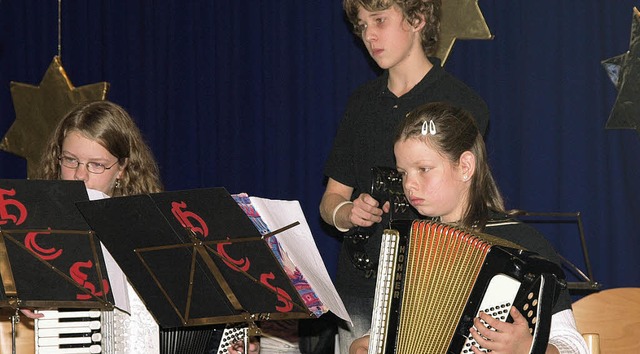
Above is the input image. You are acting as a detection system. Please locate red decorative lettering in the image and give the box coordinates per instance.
[70,260,110,300]
[24,231,63,260]
[170,201,209,237]
[260,272,294,312]
[216,242,251,272]
[0,188,27,226]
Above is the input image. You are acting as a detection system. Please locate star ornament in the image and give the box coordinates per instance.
[0,56,109,177]
[437,0,493,65]
[602,7,640,136]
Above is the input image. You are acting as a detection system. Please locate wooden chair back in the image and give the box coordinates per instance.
[572,287,640,353]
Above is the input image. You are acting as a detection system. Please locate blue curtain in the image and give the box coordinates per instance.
[1,1,639,292]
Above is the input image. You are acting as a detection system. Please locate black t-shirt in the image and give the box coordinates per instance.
[324,59,490,295]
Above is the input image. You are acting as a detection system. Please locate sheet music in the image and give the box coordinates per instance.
[249,197,352,325]
[100,245,130,313]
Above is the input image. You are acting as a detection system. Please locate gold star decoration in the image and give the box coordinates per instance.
[0,56,109,177]
[601,7,640,136]
[437,0,493,65]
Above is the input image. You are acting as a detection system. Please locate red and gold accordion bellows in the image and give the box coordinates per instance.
[369,220,565,354]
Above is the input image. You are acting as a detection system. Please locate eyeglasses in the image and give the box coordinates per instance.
[58,156,119,174]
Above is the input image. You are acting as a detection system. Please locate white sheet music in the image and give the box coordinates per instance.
[249,197,352,325]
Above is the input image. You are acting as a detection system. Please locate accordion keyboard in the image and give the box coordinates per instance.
[216,324,249,353]
[35,309,124,354]
[34,311,248,354]
[370,230,400,354]
[461,274,520,353]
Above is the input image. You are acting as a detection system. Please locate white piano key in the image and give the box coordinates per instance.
[37,344,102,354]
[38,335,93,346]
[37,319,101,330]
[38,326,93,337]
[37,310,101,319]
[91,332,102,342]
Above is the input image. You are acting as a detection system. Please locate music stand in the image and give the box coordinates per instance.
[513,210,601,293]
[76,187,314,336]
[0,179,115,353]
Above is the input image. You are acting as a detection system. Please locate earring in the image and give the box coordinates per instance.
[463,175,468,181]
[115,178,121,189]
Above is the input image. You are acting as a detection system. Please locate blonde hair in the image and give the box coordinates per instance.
[37,100,163,196]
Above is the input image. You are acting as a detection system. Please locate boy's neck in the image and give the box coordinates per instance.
[387,55,433,97]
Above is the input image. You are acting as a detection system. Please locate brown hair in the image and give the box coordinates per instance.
[394,102,504,231]
[343,0,441,56]
[37,100,163,196]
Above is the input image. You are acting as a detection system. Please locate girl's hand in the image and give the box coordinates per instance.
[227,338,260,354]
[470,307,533,354]
[349,335,370,354]
[20,309,44,319]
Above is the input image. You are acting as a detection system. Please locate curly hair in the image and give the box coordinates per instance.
[343,0,441,56]
[394,102,504,231]
[37,100,163,196]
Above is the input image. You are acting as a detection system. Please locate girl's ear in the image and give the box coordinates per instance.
[459,151,476,181]
[116,158,129,179]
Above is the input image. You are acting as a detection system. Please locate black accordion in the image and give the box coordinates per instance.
[369,220,565,354]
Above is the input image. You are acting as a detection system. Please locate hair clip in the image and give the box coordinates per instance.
[421,120,436,136]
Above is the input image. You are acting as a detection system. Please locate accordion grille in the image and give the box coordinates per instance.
[160,327,216,354]
[393,220,491,353]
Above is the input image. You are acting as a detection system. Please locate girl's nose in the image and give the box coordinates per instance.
[74,165,89,182]
[402,174,416,193]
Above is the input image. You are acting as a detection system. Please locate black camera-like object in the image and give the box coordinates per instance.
[344,166,416,277]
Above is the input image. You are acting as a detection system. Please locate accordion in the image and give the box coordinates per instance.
[369,220,565,354]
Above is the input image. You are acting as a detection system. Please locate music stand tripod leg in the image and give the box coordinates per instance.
[10,309,18,354]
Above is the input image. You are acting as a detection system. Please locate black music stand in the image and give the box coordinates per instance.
[76,187,313,336]
[513,210,601,294]
[0,179,115,354]
[0,179,114,309]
